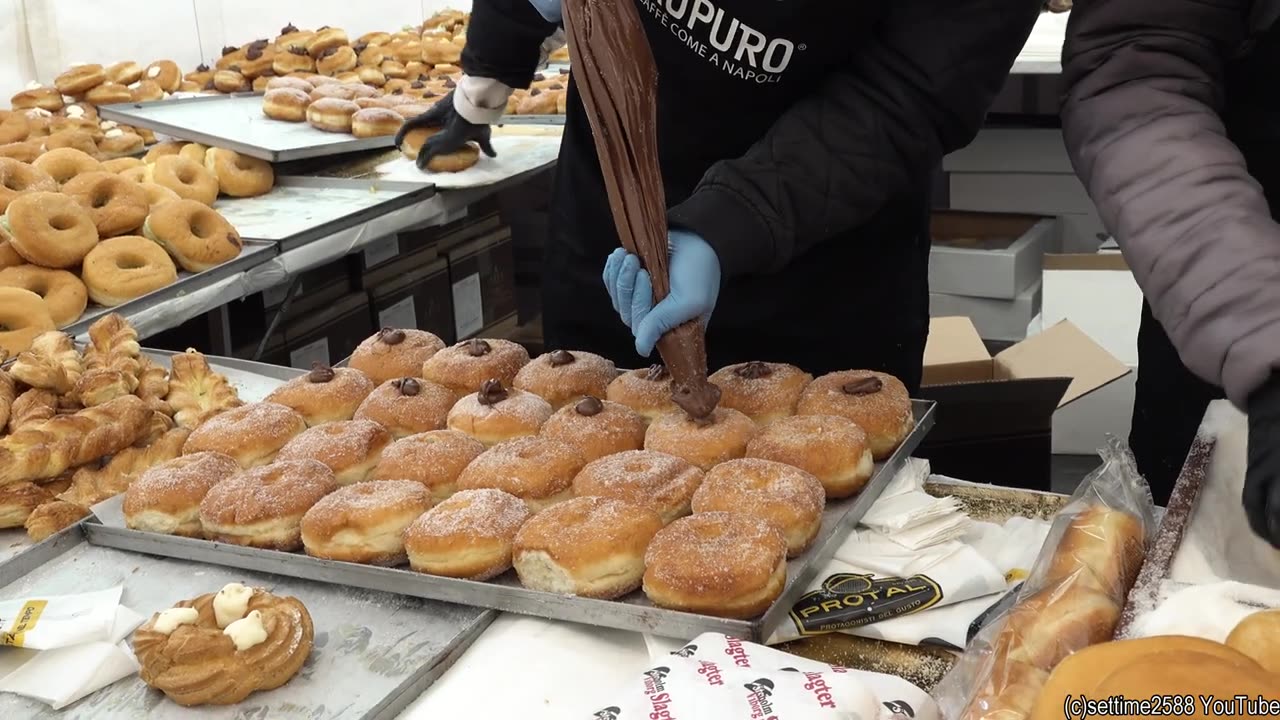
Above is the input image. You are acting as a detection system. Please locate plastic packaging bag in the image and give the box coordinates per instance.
[931,437,1156,720]
[0,587,124,650]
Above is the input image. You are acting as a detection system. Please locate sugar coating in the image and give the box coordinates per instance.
[708,361,813,420]
[644,511,786,594]
[456,436,585,499]
[693,458,826,525]
[276,419,391,473]
[405,488,531,541]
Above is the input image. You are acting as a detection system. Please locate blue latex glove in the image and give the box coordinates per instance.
[602,230,720,357]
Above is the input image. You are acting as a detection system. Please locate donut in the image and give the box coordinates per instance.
[359,31,393,46]
[102,157,144,174]
[399,126,480,173]
[0,158,58,212]
[746,415,873,499]
[306,98,359,133]
[0,287,55,356]
[203,149,273,198]
[97,130,145,159]
[456,436,587,512]
[145,60,183,92]
[5,191,99,269]
[370,430,485,501]
[277,26,315,53]
[516,89,557,115]
[55,64,106,95]
[0,240,21,269]
[0,265,87,326]
[606,365,678,424]
[0,111,29,145]
[251,75,273,93]
[693,458,825,557]
[572,450,705,525]
[123,452,241,537]
[349,327,445,384]
[185,64,214,87]
[142,141,183,163]
[217,45,249,71]
[237,41,275,79]
[643,407,754,471]
[182,402,307,468]
[264,364,375,426]
[43,129,100,157]
[1226,610,1280,673]
[274,47,316,75]
[84,83,133,106]
[422,338,531,396]
[309,84,360,102]
[356,67,387,88]
[105,61,145,86]
[81,235,178,306]
[513,496,662,599]
[177,143,210,165]
[0,142,41,164]
[198,459,338,550]
[32,147,102,185]
[300,480,432,565]
[357,45,387,67]
[513,350,617,410]
[138,182,180,209]
[541,396,646,464]
[351,108,403,138]
[263,88,311,122]
[265,76,313,93]
[275,419,393,486]
[307,28,350,58]
[796,370,914,460]
[404,488,532,580]
[643,512,788,619]
[144,156,219,205]
[129,80,164,103]
[316,47,358,77]
[61,171,149,237]
[395,42,424,64]
[143,198,243,272]
[446,379,553,446]
[213,70,249,94]
[10,87,63,113]
[709,361,813,426]
[392,103,434,119]
[354,378,456,439]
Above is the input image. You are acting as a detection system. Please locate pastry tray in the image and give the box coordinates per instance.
[97,95,399,163]
[214,176,437,253]
[62,238,276,338]
[84,401,935,642]
[498,115,566,126]
[0,523,495,720]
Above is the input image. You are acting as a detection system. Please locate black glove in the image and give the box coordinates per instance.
[392,92,497,171]
[1245,373,1280,547]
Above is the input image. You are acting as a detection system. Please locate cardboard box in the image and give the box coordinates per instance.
[282,292,374,369]
[367,257,455,344]
[447,229,517,340]
[930,280,1041,342]
[917,316,1130,490]
[929,211,1055,299]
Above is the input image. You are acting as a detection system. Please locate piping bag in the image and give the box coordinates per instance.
[563,0,721,420]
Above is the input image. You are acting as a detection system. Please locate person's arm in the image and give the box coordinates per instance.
[666,0,1041,280]
[1060,0,1280,407]
[452,0,560,124]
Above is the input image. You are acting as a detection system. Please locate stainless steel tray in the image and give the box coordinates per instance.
[97,95,399,163]
[215,176,437,253]
[63,238,276,338]
[498,115,566,126]
[0,537,495,720]
[84,401,935,642]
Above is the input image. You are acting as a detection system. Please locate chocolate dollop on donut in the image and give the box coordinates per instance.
[221,46,239,56]
[196,63,210,72]
[842,377,883,395]
[533,73,546,82]
[549,350,575,367]
[308,363,336,383]
[411,80,425,89]
[379,328,406,345]
[281,23,299,34]
[246,45,264,61]
[559,68,570,75]
[319,48,338,60]
[574,396,604,417]
[396,378,421,396]
[529,89,542,96]
[289,46,309,56]
[444,78,457,88]
[734,361,773,380]
[464,339,491,357]
[477,379,508,406]
[644,364,670,382]
[352,43,369,55]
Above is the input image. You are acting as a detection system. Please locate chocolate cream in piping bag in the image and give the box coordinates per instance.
[563,0,721,420]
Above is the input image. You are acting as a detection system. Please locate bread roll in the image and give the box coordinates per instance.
[1225,609,1280,673]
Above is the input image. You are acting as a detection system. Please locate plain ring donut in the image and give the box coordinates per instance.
[0,286,55,356]
[32,148,103,186]
[0,158,57,213]
[203,149,273,198]
[145,156,219,206]
[81,236,178,307]
[4,191,99,269]
[61,171,150,237]
[0,265,87,326]
[143,199,243,272]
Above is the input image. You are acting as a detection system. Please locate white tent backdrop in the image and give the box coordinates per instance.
[2,0,473,101]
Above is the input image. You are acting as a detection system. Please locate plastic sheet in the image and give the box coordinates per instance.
[932,438,1155,720]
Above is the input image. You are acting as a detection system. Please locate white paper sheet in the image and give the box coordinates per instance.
[374,135,563,189]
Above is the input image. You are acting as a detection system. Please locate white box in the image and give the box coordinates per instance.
[949,172,1099,216]
[930,280,1042,342]
[929,211,1056,299]
[1053,364,1138,454]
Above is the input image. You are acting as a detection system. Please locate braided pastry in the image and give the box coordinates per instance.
[74,369,139,407]
[0,394,151,485]
[60,427,191,508]
[10,331,83,394]
[167,349,242,429]
[24,500,89,541]
[0,481,56,529]
[137,411,177,447]
[136,356,173,416]
[84,313,142,385]
[8,389,57,433]
[132,585,314,706]
[0,367,13,430]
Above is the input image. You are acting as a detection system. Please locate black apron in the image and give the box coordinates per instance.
[1131,21,1280,504]
[541,1,932,393]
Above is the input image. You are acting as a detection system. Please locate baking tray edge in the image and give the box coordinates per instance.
[241,176,436,252]
[0,523,86,589]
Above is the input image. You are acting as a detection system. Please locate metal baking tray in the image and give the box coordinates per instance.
[498,115,566,126]
[0,534,495,720]
[215,176,437,253]
[97,95,399,163]
[62,238,276,338]
[84,401,934,642]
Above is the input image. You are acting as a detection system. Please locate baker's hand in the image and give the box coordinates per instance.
[1245,374,1280,548]
[602,230,720,358]
[393,92,496,171]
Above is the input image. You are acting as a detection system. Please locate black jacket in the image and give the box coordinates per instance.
[465,0,1041,385]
